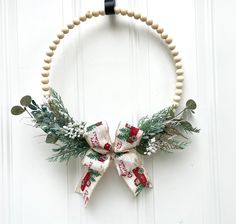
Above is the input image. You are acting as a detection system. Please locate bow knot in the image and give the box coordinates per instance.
[76,121,152,206]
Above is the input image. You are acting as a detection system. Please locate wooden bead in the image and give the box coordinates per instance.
[99,10,105,16]
[146,19,153,26]
[120,9,127,15]
[43,90,50,97]
[62,26,69,34]
[42,84,50,91]
[114,7,120,14]
[57,32,65,39]
[176,69,184,75]
[42,71,49,77]
[177,75,184,82]
[151,23,158,29]
[73,18,80,25]
[176,82,184,88]
[127,11,134,17]
[44,57,52,63]
[173,102,179,108]
[49,44,57,51]
[39,10,185,102]
[157,27,164,34]
[175,62,182,69]
[175,89,183,95]
[46,50,54,57]
[67,23,74,29]
[53,38,60,45]
[41,77,49,84]
[80,15,87,21]
[161,32,168,39]
[134,12,141,19]
[140,15,147,22]
[172,49,179,56]
[174,55,181,62]
[43,63,50,70]
[173,95,181,102]
[92,11,99,17]
[86,11,92,18]
[165,37,172,44]
[168,43,176,50]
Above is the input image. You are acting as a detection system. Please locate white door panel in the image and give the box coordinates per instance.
[1,0,235,223]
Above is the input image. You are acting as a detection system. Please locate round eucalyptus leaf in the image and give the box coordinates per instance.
[20,95,32,107]
[31,100,37,106]
[46,133,58,144]
[180,120,193,129]
[186,99,197,110]
[11,106,25,115]
[28,104,37,110]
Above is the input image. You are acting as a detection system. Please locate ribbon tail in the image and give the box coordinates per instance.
[75,168,103,207]
[114,152,152,197]
[75,149,111,206]
[120,165,152,196]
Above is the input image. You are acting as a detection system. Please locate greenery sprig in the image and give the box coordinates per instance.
[11,89,90,162]
[136,99,199,155]
[11,89,199,161]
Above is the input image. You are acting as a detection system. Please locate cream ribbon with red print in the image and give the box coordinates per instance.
[75,121,152,206]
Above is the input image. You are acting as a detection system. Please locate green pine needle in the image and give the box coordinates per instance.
[137,100,199,155]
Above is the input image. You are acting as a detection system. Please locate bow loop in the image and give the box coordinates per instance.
[114,122,143,153]
[84,121,112,154]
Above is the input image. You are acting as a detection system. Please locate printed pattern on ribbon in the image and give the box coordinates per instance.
[114,151,141,176]
[121,165,152,196]
[85,121,112,154]
[114,122,143,153]
[82,149,111,173]
[76,121,152,206]
[76,169,103,206]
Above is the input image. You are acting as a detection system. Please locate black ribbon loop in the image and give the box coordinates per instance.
[105,0,116,15]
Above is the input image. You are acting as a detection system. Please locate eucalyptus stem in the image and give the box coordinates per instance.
[24,107,33,118]
[174,108,186,118]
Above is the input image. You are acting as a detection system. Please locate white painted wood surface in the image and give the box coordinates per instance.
[1,0,236,223]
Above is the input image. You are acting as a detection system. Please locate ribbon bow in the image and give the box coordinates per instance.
[76,121,152,206]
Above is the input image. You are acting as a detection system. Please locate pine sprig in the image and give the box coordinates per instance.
[174,120,200,134]
[48,88,73,126]
[155,134,189,153]
[11,89,90,162]
[137,100,199,155]
[49,137,90,162]
[11,92,199,160]
[138,105,175,139]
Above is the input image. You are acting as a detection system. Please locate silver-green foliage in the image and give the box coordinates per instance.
[11,89,90,162]
[11,90,199,160]
[136,100,199,155]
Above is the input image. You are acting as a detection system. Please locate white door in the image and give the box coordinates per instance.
[1,0,235,223]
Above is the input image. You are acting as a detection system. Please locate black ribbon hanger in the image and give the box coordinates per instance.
[105,0,116,15]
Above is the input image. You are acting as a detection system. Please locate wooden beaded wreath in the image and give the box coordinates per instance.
[41,7,184,106]
[11,6,199,206]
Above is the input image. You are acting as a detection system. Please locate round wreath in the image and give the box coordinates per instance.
[11,6,199,206]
